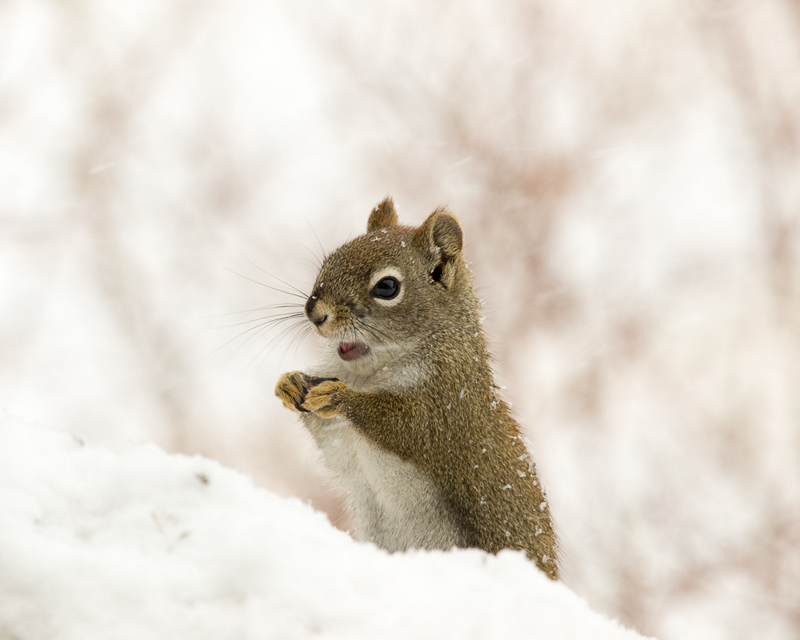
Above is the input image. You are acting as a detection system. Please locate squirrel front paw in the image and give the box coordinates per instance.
[302,380,350,419]
[275,371,310,413]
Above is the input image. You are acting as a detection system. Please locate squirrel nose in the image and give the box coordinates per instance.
[311,313,328,328]
[305,296,329,328]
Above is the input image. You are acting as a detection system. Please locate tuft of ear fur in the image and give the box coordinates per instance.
[367,197,399,232]
[413,207,463,287]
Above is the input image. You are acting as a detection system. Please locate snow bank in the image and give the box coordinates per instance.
[0,416,651,640]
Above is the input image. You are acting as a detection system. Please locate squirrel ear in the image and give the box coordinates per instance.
[413,208,463,286]
[367,197,399,233]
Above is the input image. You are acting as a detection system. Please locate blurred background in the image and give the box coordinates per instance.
[2,0,799,637]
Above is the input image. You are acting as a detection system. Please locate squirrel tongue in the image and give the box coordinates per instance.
[338,342,369,362]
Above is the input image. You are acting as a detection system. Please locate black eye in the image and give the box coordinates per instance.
[371,277,400,300]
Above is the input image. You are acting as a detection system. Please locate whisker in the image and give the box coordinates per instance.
[203,302,304,320]
[225,267,307,300]
[245,322,302,370]
[356,318,402,350]
[353,321,380,348]
[202,314,305,364]
[237,252,310,299]
[296,242,323,270]
[219,312,306,330]
[259,320,313,373]
[248,317,310,372]
[351,320,396,363]
[205,303,304,320]
[304,217,328,264]
[291,324,314,361]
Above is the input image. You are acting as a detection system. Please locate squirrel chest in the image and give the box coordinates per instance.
[305,370,464,553]
[274,198,558,579]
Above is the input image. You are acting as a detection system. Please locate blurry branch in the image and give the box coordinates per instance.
[698,0,800,315]
[695,3,800,624]
[54,0,211,452]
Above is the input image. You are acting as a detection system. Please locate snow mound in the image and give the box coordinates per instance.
[0,416,652,640]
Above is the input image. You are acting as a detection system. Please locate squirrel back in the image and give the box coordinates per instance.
[275,198,558,579]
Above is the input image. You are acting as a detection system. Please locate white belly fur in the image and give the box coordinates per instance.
[306,415,461,552]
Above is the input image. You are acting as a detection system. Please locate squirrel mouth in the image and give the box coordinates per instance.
[337,341,369,362]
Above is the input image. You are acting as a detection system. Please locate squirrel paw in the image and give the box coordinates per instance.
[302,380,350,419]
[275,371,309,413]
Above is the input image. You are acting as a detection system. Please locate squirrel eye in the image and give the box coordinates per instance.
[371,277,400,300]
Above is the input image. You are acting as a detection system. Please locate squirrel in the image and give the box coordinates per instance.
[275,198,558,579]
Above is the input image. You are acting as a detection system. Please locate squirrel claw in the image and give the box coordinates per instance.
[302,380,349,418]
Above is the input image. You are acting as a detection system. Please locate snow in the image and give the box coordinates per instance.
[0,415,651,640]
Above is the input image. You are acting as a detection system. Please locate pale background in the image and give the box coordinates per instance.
[2,1,799,638]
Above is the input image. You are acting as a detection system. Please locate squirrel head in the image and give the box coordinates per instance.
[305,197,468,363]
